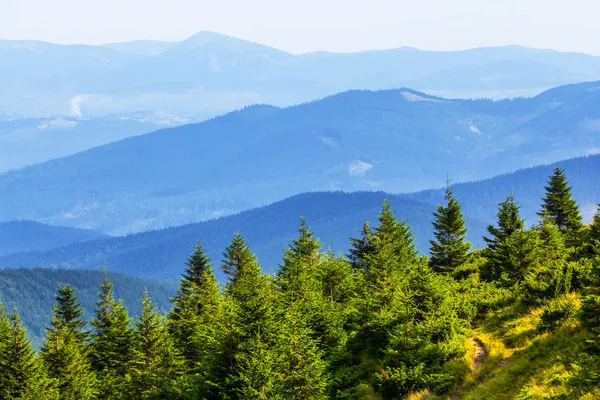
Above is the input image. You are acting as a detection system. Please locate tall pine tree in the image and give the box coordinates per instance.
[41,286,97,400]
[539,167,583,247]
[129,290,182,399]
[168,241,222,374]
[481,194,525,281]
[429,183,471,274]
[0,309,56,400]
[218,234,279,399]
[90,269,134,400]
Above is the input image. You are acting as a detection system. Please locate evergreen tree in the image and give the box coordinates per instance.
[41,286,96,400]
[429,183,471,273]
[222,232,259,287]
[41,316,97,400]
[277,218,321,298]
[585,205,600,257]
[539,167,583,246]
[53,284,89,342]
[129,290,181,399]
[482,194,526,281]
[218,234,279,399]
[0,309,56,400]
[275,310,327,400]
[348,222,375,272]
[168,241,222,373]
[90,269,134,399]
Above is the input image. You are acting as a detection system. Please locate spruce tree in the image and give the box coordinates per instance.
[482,194,525,281]
[41,286,96,400]
[41,316,97,400]
[429,183,471,273]
[53,284,89,342]
[90,269,134,399]
[129,290,181,399]
[348,222,375,272]
[222,232,259,287]
[218,234,279,398]
[277,218,321,296]
[168,241,222,373]
[0,309,56,400]
[585,205,600,256]
[539,167,583,246]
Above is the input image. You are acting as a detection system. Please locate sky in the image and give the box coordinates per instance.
[1,0,600,55]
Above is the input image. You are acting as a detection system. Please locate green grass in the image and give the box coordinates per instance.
[453,292,596,400]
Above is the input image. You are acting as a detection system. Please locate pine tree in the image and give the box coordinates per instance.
[539,167,583,246]
[585,205,600,256]
[53,284,89,342]
[129,290,181,399]
[429,183,471,274]
[482,194,525,281]
[0,309,56,400]
[168,241,222,373]
[277,218,321,298]
[348,222,375,272]
[41,286,96,400]
[41,316,97,400]
[275,310,327,400]
[218,234,279,399]
[90,269,134,399]
[222,232,259,287]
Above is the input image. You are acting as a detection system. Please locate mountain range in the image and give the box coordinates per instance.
[1,153,597,281]
[0,268,177,347]
[0,221,106,257]
[3,31,600,125]
[1,81,599,234]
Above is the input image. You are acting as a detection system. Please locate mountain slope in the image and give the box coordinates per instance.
[1,82,599,233]
[4,33,600,122]
[0,268,177,347]
[0,117,165,173]
[0,193,489,281]
[405,154,600,224]
[1,153,597,282]
[0,221,107,256]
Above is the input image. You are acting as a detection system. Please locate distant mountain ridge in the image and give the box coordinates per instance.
[0,221,107,257]
[0,193,487,281]
[1,153,597,282]
[1,82,599,234]
[3,31,600,124]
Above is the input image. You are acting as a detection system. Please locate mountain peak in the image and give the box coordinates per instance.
[179,31,291,55]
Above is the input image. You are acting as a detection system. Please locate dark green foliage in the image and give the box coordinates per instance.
[539,167,584,246]
[481,194,525,281]
[41,286,96,400]
[90,270,135,399]
[129,290,182,399]
[0,268,176,348]
[168,241,222,373]
[538,296,578,332]
[430,184,472,274]
[6,166,600,399]
[0,309,56,400]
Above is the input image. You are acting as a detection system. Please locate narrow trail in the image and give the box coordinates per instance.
[449,338,488,400]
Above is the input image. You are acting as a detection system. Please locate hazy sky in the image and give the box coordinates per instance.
[2,0,600,55]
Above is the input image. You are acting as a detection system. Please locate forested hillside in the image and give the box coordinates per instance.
[1,168,600,399]
[2,155,598,281]
[0,268,176,347]
[1,81,600,234]
[0,193,488,280]
[405,154,600,223]
[0,221,107,256]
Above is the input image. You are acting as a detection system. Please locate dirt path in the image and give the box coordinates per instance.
[449,338,488,400]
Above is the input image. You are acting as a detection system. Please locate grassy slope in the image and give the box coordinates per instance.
[408,292,599,400]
